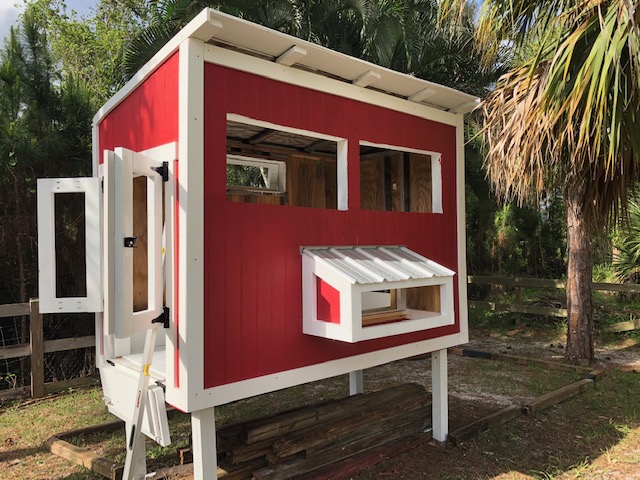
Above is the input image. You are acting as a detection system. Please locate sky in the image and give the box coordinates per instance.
[0,0,98,44]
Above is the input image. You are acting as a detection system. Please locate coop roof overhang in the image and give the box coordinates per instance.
[93,8,479,128]
[301,246,456,343]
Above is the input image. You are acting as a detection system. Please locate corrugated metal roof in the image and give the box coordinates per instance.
[302,246,454,285]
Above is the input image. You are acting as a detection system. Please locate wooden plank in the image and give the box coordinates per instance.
[254,419,426,480]
[271,389,429,458]
[0,385,30,401]
[469,300,568,318]
[44,375,100,394]
[602,319,640,333]
[408,153,432,213]
[448,405,521,446]
[0,335,95,361]
[406,285,440,313]
[388,154,404,212]
[522,379,593,415]
[57,420,124,440]
[359,157,384,210]
[449,347,591,374]
[243,383,425,445]
[287,156,326,208]
[467,275,640,293]
[30,299,45,399]
[0,303,30,318]
[44,436,123,480]
[0,343,30,360]
[44,335,95,353]
[593,282,640,293]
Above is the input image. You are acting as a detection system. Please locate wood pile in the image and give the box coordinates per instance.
[181,383,431,480]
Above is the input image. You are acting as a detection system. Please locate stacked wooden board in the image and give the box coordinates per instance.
[182,383,431,480]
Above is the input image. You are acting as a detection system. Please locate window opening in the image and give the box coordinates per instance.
[226,118,340,209]
[54,192,87,298]
[359,144,442,213]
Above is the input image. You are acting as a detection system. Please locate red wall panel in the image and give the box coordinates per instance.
[201,64,459,388]
[98,54,179,157]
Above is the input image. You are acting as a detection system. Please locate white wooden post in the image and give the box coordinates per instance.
[191,407,217,480]
[349,370,364,395]
[431,348,448,443]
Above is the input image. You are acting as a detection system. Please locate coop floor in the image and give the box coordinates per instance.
[116,346,166,382]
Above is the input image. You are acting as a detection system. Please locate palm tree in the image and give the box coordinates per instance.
[442,0,640,363]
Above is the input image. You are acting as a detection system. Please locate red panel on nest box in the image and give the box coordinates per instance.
[317,279,341,324]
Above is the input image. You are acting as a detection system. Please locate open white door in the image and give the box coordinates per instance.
[111,146,171,339]
[37,178,102,313]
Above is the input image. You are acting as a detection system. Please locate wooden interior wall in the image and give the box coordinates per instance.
[226,152,337,209]
[406,286,441,313]
[409,153,432,213]
[360,158,384,210]
[132,176,148,311]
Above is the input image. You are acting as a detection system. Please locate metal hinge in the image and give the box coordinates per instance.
[152,306,170,329]
[152,161,169,182]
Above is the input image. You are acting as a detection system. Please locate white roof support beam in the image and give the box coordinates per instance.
[408,87,435,103]
[352,70,381,87]
[276,46,307,66]
[450,99,480,114]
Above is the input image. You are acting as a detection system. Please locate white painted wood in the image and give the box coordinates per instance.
[275,45,307,66]
[206,45,462,127]
[431,348,448,442]
[102,151,116,337]
[147,385,171,446]
[455,121,470,344]
[37,177,102,313]
[349,370,364,395]
[124,421,146,480]
[123,328,158,480]
[93,8,476,132]
[174,37,206,410]
[337,140,348,211]
[450,98,480,114]
[352,70,381,87]
[189,332,466,410]
[432,154,443,214]
[227,113,346,143]
[408,87,435,103]
[227,155,286,192]
[191,407,217,480]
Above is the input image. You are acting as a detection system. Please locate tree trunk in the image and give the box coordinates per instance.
[564,182,594,365]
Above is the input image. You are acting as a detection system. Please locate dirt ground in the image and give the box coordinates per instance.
[3,323,640,479]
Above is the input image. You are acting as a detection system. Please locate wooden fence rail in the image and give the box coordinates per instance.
[468,275,640,320]
[0,299,97,400]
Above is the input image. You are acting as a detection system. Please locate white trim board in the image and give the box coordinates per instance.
[185,331,466,411]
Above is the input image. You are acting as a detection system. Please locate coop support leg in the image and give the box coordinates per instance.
[349,370,364,395]
[431,348,448,443]
[192,407,217,480]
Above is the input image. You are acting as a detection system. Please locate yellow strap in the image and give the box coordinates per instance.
[143,364,151,376]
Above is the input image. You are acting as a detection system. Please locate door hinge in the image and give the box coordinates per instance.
[124,237,137,248]
[152,306,170,329]
[152,161,169,182]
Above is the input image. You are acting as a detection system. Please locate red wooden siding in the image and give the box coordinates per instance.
[98,53,179,156]
[203,64,460,388]
[317,280,341,324]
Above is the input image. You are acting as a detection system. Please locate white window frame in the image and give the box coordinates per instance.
[226,155,286,192]
[37,177,103,313]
